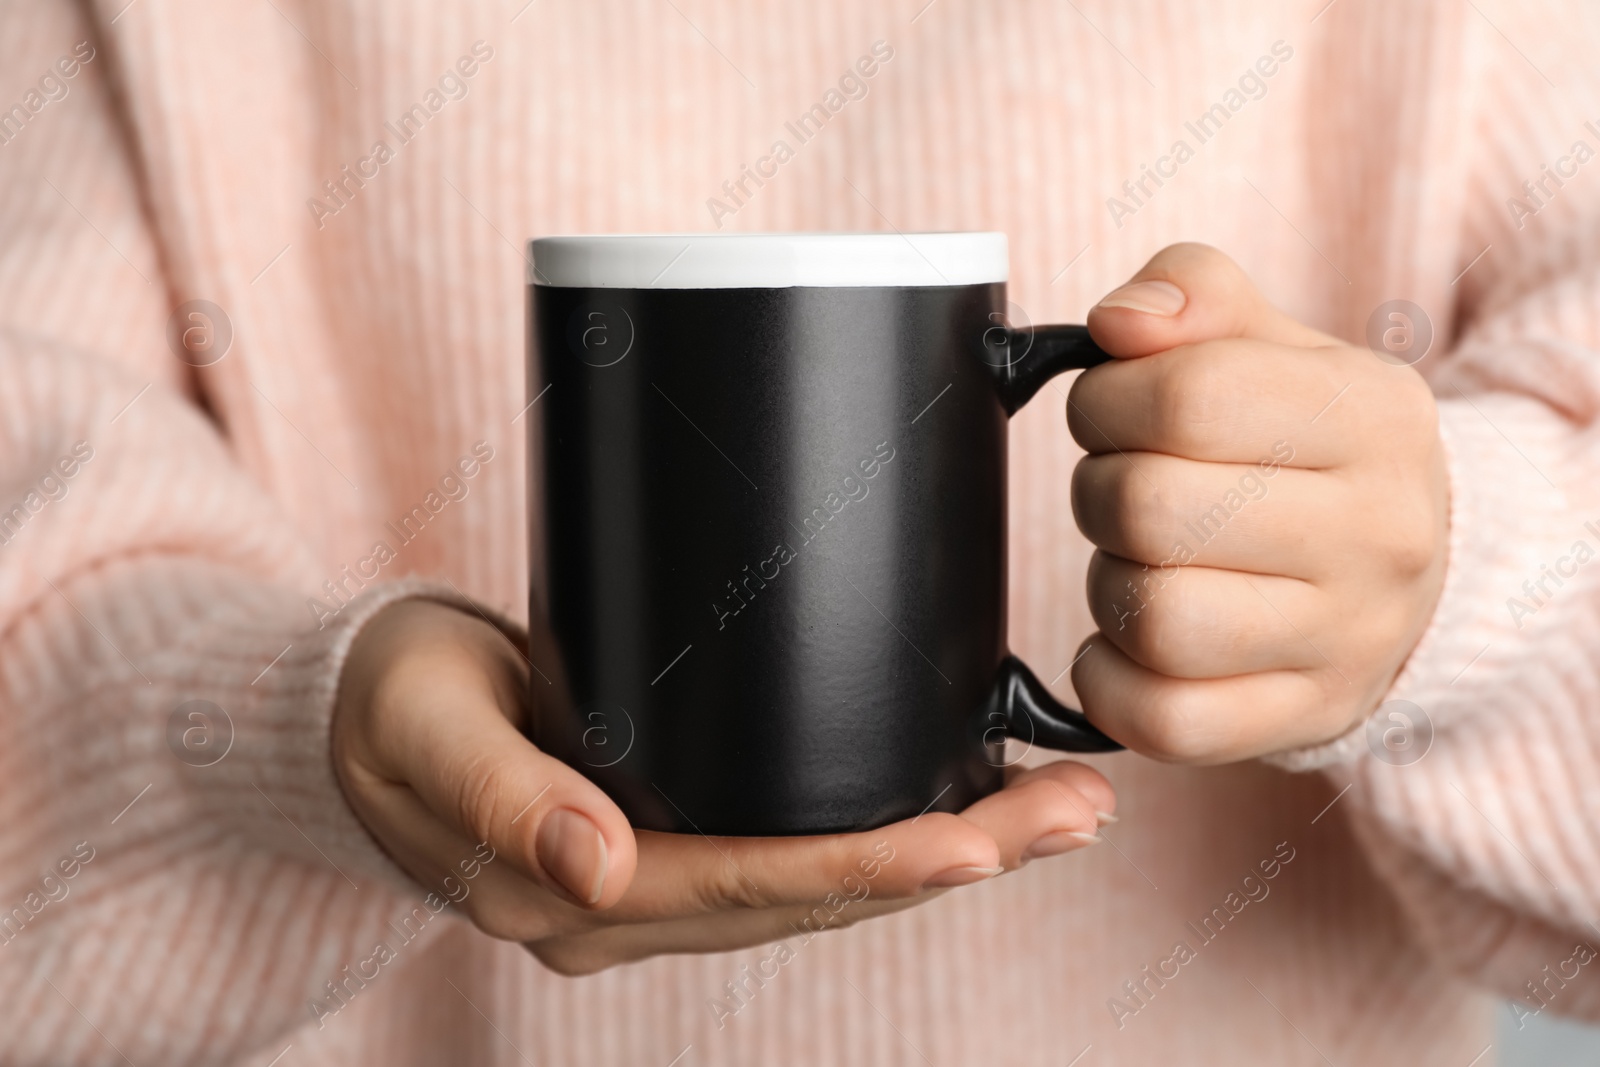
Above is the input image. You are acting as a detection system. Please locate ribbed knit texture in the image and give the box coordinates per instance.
[1,0,1597,1063]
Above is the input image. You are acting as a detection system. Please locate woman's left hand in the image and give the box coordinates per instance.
[1066,243,1450,763]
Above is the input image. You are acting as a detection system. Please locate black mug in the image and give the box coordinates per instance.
[528,233,1120,837]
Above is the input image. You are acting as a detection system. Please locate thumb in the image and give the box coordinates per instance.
[346,603,637,910]
[403,696,638,909]
[1085,242,1337,357]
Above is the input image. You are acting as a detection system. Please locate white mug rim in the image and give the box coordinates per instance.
[528,231,1009,289]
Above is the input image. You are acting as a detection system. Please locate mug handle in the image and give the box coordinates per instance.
[993,322,1108,414]
[985,323,1123,753]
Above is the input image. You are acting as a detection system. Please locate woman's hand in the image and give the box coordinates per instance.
[1068,243,1451,763]
[332,599,1114,975]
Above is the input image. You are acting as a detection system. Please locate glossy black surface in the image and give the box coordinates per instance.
[530,281,1118,836]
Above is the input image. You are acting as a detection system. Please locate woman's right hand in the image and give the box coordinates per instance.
[331,599,1114,976]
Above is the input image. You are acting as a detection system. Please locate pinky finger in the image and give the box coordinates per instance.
[1071,634,1324,763]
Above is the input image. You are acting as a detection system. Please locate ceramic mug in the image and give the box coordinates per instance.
[528,232,1119,836]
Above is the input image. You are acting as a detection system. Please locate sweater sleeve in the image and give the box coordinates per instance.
[1271,19,1600,1021]
[0,5,454,1064]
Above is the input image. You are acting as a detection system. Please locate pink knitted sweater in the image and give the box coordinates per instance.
[2,1,1598,1064]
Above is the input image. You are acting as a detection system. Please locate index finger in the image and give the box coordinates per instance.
[600,758,1115,924]
[1066,338,1367,467]
[602,811,998,924]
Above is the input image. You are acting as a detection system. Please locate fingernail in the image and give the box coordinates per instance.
[536,808,609,905]
[1096,811,1119,826]
[921,865,1002,890]
[1095,280,1186,316]
[1023,831,1101,860]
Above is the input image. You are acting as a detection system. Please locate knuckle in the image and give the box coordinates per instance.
[1106,560,1192,645]
[471,906,555,944]
[1065,374,1099,447]
[1080,459,1168,560]
[1395,364,1438,422]
[449,751,513,844]
[1128,591,1197,668]
[1149,242,1235,289]
[1111,464,1167,556]
[1369,364,1438,453]
[1355,483,1440,582]
[461,885,572,943]
[1167,241,1230,269]
[1069,457,1108,534]
[690,863,765,913]
[1381,504,1439,577]
[1152,352,1229,450]
[1024,777,1096,832]
[527,936,616,977]
[1143,488,1193,566]
[1087,556,1145,633]
[1356,372,1442,578]
[1128,685,1214,762]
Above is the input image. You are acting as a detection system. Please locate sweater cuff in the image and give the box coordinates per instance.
[1267,391,1584,772]
[170,575,522,900]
